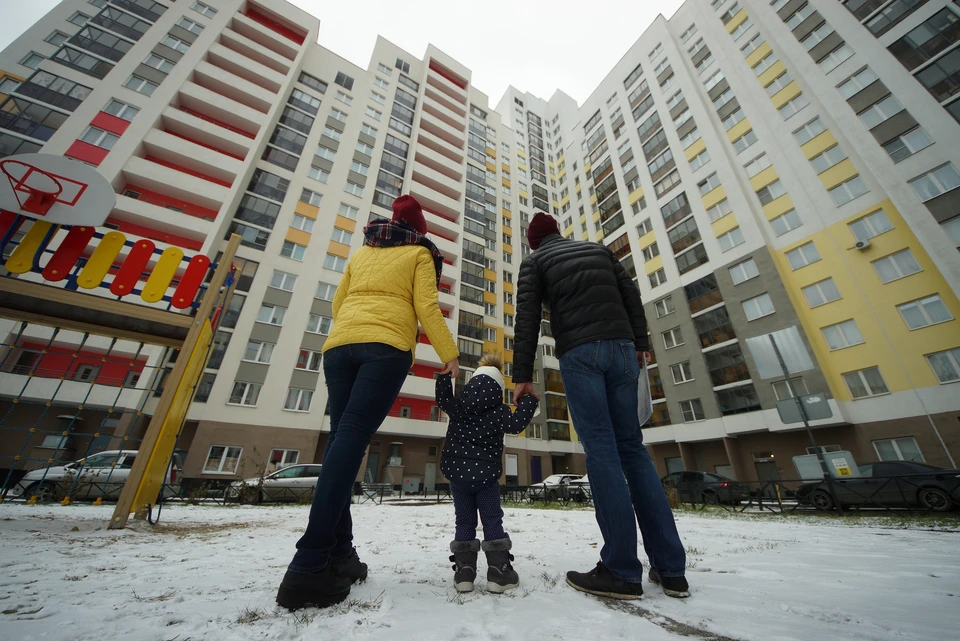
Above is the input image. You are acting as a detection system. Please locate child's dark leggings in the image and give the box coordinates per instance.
[450,479,507,541]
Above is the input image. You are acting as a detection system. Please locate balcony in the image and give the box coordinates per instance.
[160,107,251,159]
[417,129,464,165]
[113,193,212,243]
[218,28,291,74]
[400,374,436,400]
[415,342,442,366]
[412,159,463,202]
[377,414,447,438]
[415,143,464,183]
[421,95,466,132]
[206,43,285,93]
[431,233,460,261]
[423,85,467,118]
[0,370,145,410]
[192,61,274,114]
[420,115,466,150]
[142,129,243,186]
[178,82,264,138]
[122,156,230,211]
[231,13,300,61]
[426,69,467,105]
[410,183,462,222]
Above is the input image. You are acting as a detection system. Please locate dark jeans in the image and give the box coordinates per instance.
[288,342,410,573]
[559,339,686,582]
[451,480,506,541]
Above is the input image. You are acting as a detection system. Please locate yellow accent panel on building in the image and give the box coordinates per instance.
[590,193,598,205]
[701,185,727,211]
[770,200,960,401]
[327,241,350,258]
[295,200,319,219]
[726,9,748,33]
[486,161,496,172]
[801,130,839,160]
[502,177,511,188]
[560,194,570,207]
[593,210,602,222]
[644,254,664,275]
[502,208,512,219]
[746,42,772,68]
[484,268,497,281]
[483,290,497,305]
[596,229,605,241]
[757,60,787,88]
[285,228,312,246]
[763,194,795,220]
[712,213,739,237]
[576,184,582,194]
[487,147,497,158]
[518,149,526,159]
[639,230,656,248]
[504,303,515,315]
[818,159,858,190]
[628,186,645,204]
[558,168,567,181]
[581,231,590,240]
[518,162,527,172]
[770,82,802,109]
[501,163,510,174]
[580,213,587,225]
[726,118,752,143]
[504,243,513,255]
[519,190,529,200]
[749,166,779,192]
[504,281,514,293]
[684,138,706,161]
[584,162,591,173]
[335,215,356,232]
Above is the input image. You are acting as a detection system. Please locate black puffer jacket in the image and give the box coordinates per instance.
[513,234,648,383]
[437,373,538,487]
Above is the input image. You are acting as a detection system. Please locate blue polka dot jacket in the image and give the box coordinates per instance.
[437,373,539,487]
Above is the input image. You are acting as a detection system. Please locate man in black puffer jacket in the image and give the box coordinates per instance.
[513,212,689,600]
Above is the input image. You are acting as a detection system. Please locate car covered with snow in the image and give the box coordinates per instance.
[226,464,323,503]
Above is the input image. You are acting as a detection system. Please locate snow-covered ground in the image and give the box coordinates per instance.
[0,502,957,641]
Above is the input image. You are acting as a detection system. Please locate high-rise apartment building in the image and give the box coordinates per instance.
[1,0,958,490]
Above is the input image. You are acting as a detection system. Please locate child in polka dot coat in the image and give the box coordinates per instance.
[437,353,539,593]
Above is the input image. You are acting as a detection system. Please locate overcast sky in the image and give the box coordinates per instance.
[1,0,684,107]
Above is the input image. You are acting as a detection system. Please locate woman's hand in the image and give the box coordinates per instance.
[440,358,459,379]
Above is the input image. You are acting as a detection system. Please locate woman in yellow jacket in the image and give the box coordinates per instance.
[278,195,459,611]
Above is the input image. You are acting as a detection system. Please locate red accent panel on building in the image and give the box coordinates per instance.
[244,6,306,44]
[144,155,233,187]
[163,130,246,161]
[120,184,219,222]
[105,216,203,251]
[64,140,109,166]
[389,396,438,422]
[428,60,468,89]
[22,341,148,387]
[177,106,257,139]
[91,111,132,135]
[411,363,441,378]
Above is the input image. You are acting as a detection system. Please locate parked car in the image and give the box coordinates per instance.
[227,464,323,504]
[661,471,751,505]
[568,474,592,500]
[7,450,181,502]
[529,474,586,501]
[795,461,960,512]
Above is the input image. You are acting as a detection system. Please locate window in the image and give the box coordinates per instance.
[257,303,286,325]
[104,99,139,121]
[306,314,333,335]
[689,149,711,171]
[337,203,359,220]
[642,242,660,262]
[143,53,175,74]
[859,95,904,129]
[269,269,297,291]
[732,129,758,154]
[843,367,889,399]
[192,1,217,17]
[786,242,820,270]
[315,282,337,302]
[161,35,190,53]
[802,278,842,307]
[203,446,242,473]
[723,108,746,130]
[744,153,771,178]
[395,58,411,74]
[810,146,847,174]
[45,30,69,46]
[79,126,119,150]
[663,327,684,349]
[655,297,675,318]
[300,189,323,208]
[68,12,91,27]
[504,314,514,327]
[680,399,705,422]
[243,340,274,363]
[926,348,960,384]
[897,295,953,329]
[289,214,315,234]
[704,70,725,91]
[123,75,157,96]
[718,227,745,252]
[742,293,774,320]
[356,141,374,156]
[177,16,204,34]
[284,388,313,412]
[324,254,347,272]
[778,94,809,120]
[909,164,960,201]
[344,181,364,197]
[681,24,698,42]
[792,117,825,145]
[295,349,323,372]
[336,91,352,105]
[228,381,261,406]
[350,160,369,176]
[698,173,721,196]
[729,258,759,285]
[772,377,808,400]
[671,361,694,384]
[819,45,854,73]
[765,71,792,98]
[753,53,778,76]
[649,268,667,287]
[883,127,933,163]
[331,227,353,245]
[873,249,922,284]
[757,179,787,206]
[637,218,654,236]
[741,33,762,56]
[847,210,892,243]
[654,170,681,197]
[822,319,865,350]
[280,241,306,261]
[829,176,869,206]
[680,128,700,149]
[708,199,732,222]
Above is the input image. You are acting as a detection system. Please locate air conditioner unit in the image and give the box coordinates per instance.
[853,239,871,251]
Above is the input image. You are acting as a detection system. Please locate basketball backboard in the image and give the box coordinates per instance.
[0,153,115,226]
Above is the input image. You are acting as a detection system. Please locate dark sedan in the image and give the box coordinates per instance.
[796,461,960,512]
[661,471,751,505]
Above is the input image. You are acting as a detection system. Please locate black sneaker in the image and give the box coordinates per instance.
[566,562,643,600]
[649,568,690,598]
[331,548,368,584]
[276,565,352,611]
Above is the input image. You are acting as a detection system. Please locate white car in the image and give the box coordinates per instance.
[7,450,181,502]
[530,474,586,501]
[569,474,592,499]
[227,464,323,503]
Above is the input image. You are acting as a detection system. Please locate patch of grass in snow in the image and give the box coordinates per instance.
[539,571,559,589]
[501,501,593,512]
[236,606,269,624]
[327,591,385,615]
[132,589,177,603]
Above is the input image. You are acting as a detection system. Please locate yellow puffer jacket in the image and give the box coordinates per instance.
[323,244,460,363]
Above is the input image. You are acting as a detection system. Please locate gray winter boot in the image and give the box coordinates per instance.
[482,537,519,593]
[449,539,481,593]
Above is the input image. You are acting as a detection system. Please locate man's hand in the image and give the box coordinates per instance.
[637,351,651,366]
[513,382,539,404]
[440,358,459,378]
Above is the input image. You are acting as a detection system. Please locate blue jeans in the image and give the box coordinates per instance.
[451,480,506,541]
[288,343,411,573]
[559,339,686,582]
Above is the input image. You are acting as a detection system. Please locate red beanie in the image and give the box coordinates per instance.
[392,194,427,235]
[527,212,561,249]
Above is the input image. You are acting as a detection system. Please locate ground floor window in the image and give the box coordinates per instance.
[203,446,242,474]
[267,449,299,474]
[872,437,923,462]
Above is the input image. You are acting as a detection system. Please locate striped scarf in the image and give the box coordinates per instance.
[363,218,444,289]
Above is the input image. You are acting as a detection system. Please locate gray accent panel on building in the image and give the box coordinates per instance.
[778,0,807,20]
[249,322,282,344]
[347,170,368,186]
[312,157,334,172]
[643,136,668,161]
[924,190,960,224]
[792,13,825,43]
[869,110,918,145]
[325,116,345,132]
[624,167,640,186]
[358,132,377,147]
[630,87,651,109]
[133,63,168,86]
[319,135,340,151]
[311,299,334,316]
[809,33,845,63]
[235,361,269,384]
[485,192,498,206]
[657,66,674,86]
[847,80,891,114]
[717,98,742,122]
[300,331,328,352]
[352,150,373,165]
[262,287,293,307]
[708,79,730,102]
[676,118,698,141]
[651,159,677,184]
[692,46,712,68]
[620,148,635,165]
[612,115,625,132]
[670,99,689,122]
[152,43,184,63]
[168,25,199,45]
[289,369,320,390]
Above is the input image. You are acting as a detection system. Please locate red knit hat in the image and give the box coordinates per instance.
[392,194,427,235]
[527,212,561,249]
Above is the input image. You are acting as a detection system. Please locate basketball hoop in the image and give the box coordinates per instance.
[1,159,65,216]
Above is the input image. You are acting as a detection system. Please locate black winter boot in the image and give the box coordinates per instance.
[450,539,481,593]
[276,565,352,611]
[482,537,519,594]
[649,568,690,598]
[566,561,643,600]
[331,547,368,584]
